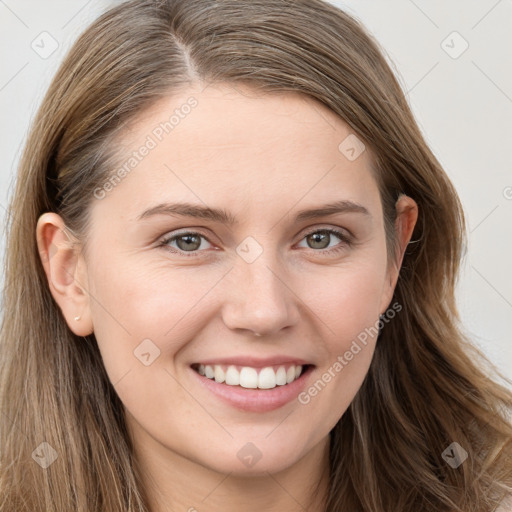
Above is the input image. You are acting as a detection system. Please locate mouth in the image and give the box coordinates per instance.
[190,362,311,390]
[190,362,315,412]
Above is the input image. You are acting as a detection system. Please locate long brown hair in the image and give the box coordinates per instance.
[1,1,511,510]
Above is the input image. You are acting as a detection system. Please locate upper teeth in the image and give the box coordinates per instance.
[196,364,303,389]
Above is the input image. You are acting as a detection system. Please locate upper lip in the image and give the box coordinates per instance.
[192,356,312,368]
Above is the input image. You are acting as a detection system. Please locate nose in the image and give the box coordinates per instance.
[220,250,301,337]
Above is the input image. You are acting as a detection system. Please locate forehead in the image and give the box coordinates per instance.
[92,83,381,222]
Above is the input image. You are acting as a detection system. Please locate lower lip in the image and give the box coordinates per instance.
[190,365,314,413]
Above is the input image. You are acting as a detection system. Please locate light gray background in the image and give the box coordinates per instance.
[1,1,511,382]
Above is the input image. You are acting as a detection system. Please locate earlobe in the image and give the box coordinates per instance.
[36,213,94,336]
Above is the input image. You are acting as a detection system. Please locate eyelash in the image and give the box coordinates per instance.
[158,227,353,258]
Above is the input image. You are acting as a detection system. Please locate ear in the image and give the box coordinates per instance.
[36,213,93,336]
[379,194,418,314]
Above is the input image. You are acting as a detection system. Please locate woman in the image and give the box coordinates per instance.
[0,0,511,510]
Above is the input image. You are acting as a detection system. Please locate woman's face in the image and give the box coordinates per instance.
[41,83,414,477]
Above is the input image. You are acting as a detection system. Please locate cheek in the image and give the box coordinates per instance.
[295,257,388,424]
[86,256,211,437]
[86,252,218,381]
[307,254,389,343]
[90,248,217,327]
[318,267,384,375]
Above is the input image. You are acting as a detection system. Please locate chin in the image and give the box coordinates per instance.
[190,433,312,476]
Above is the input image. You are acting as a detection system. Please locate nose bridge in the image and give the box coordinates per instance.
[221,235,299,335]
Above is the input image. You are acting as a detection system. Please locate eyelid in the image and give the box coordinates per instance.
[299,223,353,240]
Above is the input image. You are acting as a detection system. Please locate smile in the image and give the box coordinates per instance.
[191,363,307,389]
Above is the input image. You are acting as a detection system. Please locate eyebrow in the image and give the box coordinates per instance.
[137,200,370,224]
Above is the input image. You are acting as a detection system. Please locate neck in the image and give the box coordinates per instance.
[131,427,330,512]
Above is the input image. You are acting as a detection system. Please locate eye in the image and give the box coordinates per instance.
[296,228,352,255]
[158,227,353,257]
[159,231,214,256]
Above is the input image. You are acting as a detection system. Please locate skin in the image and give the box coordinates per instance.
[37,83,417,512]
